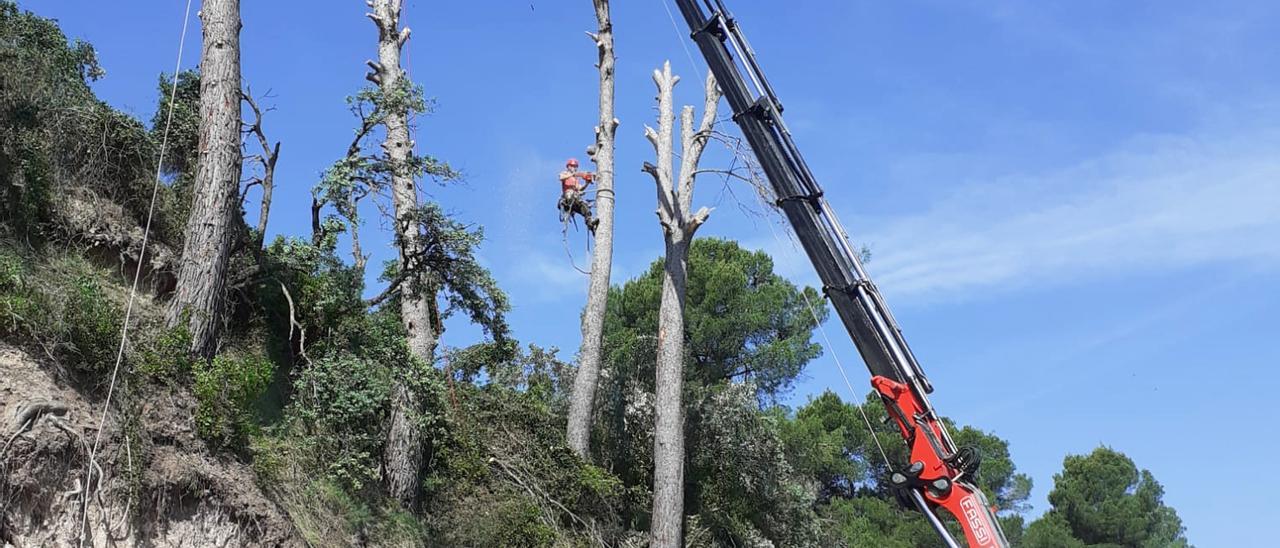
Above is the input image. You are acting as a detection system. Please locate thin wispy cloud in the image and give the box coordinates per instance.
[741,119,1280,304]
[857,124,1280,301]
[493,248,586,304]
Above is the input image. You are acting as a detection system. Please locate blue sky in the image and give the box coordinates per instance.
[32,1,1280,545]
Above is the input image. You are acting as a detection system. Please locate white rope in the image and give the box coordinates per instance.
[78,0,195,544]
[660,0,704,77]
[561,219,591,276]
[755,192,892,468]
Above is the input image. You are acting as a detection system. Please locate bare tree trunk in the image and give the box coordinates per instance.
[566,0,619,458]
[643,63,719,548]
[367,0,433,509]
[166,0,242,358]
[242,89,279,249]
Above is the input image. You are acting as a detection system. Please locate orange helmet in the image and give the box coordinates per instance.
[566,158,579,168]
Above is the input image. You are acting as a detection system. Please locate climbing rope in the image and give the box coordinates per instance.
[704,127,895,469]
[78,1,195,544]
[754,194,893,469]
[560,199,592,276]
[661,0,703,76]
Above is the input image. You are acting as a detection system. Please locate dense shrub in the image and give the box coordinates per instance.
[60,274,121,373]
[194,353,273,449]
[130,323,196,378]
[0,246,123,374]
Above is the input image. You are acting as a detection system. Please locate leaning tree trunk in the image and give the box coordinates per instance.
[566,0,619,458]
[166,0,242,358]
[643,63,719,548]
[368,0,433,509]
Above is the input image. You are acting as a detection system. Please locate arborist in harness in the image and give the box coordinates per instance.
[558,158,599,234]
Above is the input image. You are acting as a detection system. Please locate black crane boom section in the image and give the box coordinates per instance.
[672,0,934,403]
[671,2,1012,546]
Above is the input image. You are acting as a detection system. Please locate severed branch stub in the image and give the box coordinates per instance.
[643,62,720,240]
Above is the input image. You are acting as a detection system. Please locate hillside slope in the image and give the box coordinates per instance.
[0,342,300,547]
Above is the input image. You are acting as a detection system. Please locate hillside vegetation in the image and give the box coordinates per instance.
[0,3,1190,547]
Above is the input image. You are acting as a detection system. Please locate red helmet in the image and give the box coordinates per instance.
[566,158,579,168]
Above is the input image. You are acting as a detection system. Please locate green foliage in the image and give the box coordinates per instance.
[274,476,426,547]
[398,202,510,340]
[595,239,828,546]
[778,390,1037,545]
[822,496,942,548]
[152,70,201,180]
[314,81,460,248]
[440,495,556,548]
[0,244,191,384]
[1024,511,1088,548]
[952,425,1034,513]
[290,351,396,490]
[423,382,632,547]
[194,352,273,449]
[0,246,122,374]
[0,247,21,289]
[1026,446,1191,548]
[687,382,820,546]
[131,323,196,378]
[333,82,457,185]
[0,0,99,234]
[60,273,121,373]
[603,238,825,401]
[780,391,875,500]
[0,246,39,334]
[149,69,200,240]
[453,342,568,410]
[1,1,192,243]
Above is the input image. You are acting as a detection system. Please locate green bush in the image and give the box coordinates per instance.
[0,247,39,334]
[278,477,425,547]
[131,323,195,378]
[0,249,123,374]
[0,247,122,374]
[0,137,53,235]
[289,351,394,491]
[194,353,273,449]
[60,274,121,373]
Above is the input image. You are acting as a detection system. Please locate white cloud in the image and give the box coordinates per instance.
[498,248,588,304]
[855,126,1280,301]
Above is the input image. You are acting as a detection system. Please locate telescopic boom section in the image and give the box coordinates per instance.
[672,1,1009,546]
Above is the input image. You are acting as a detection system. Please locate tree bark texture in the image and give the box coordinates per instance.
[368,0,433,509]
[566,0,619,458]
[643,63,719,548]
[166,0,242,358]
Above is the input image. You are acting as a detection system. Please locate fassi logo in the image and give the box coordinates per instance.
[960,496,993,546]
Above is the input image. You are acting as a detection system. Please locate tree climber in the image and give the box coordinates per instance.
[558,158,599,233]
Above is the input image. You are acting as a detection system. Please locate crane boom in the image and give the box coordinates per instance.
[672,1,1010,546]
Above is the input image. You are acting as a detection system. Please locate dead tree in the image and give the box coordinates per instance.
[167,0,243,358]
[566,0,620,458]
[241,88,280,250]
[642,63,720,548]
[366,0,433,509]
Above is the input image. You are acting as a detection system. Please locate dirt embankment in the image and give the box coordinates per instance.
[0,343,301,547]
